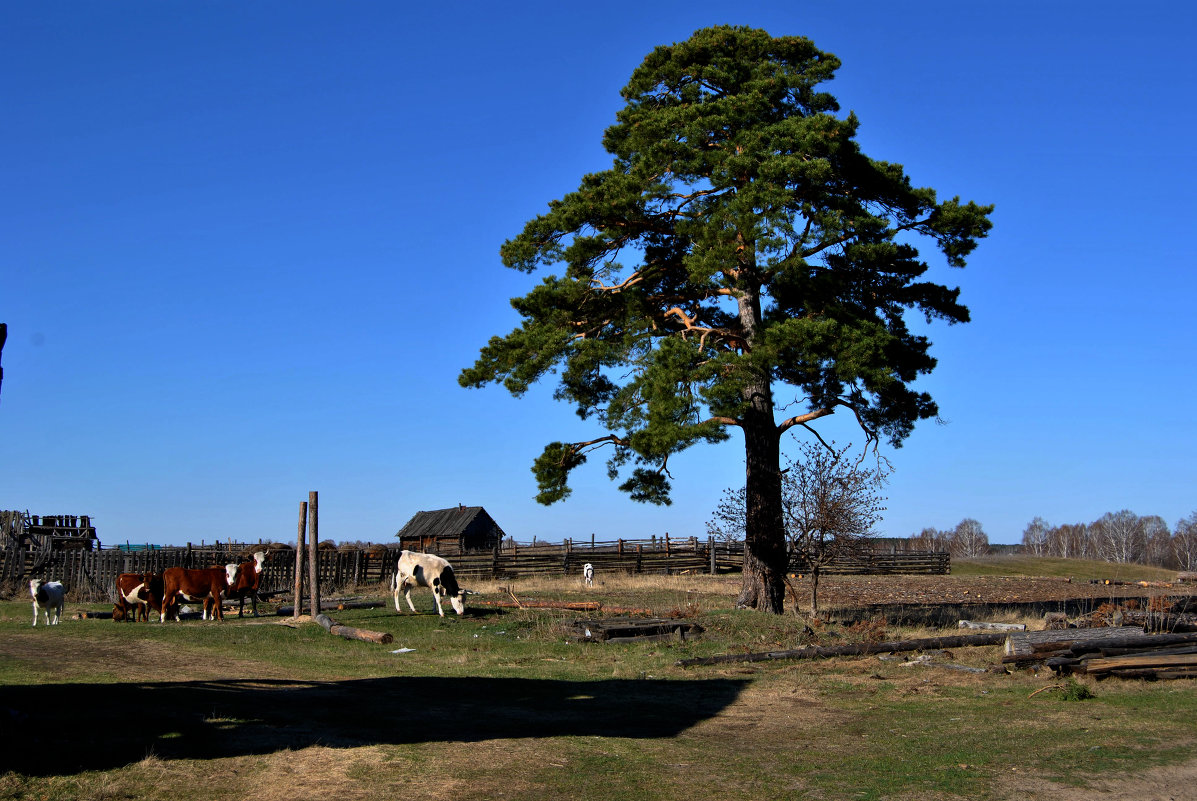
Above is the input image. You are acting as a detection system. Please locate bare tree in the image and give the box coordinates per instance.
[705,487,747,546]
[1093,510,1144,564]
[1021,517,1050,556]
[1173,512,1197,571]
[1140,515,1172,567]
[708,441,887,614]
[908,526,951,552]
[949,518,989,558]
[783,443,887,614]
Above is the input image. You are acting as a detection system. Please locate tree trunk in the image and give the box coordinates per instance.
[735,405,787,613]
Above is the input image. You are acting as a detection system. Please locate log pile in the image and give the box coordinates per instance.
[1003,628,1197,680]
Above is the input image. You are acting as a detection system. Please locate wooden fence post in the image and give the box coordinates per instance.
[308,491,319,616]
[709,536,716,575]
[294,501,307,620]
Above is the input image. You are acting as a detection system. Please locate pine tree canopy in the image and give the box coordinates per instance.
[460,25,993,507]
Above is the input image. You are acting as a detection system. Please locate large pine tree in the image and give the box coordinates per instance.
[461,26,992,612]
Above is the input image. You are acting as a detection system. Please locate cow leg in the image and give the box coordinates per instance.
[402,582,419,614]
[160,592,176,622]
[31,601,38,627]
[51,603,61,625]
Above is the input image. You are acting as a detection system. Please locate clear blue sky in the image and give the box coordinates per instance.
[2,2,1194,548]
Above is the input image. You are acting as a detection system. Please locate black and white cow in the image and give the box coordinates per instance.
[30,579,64,627]
[391,550,465,617]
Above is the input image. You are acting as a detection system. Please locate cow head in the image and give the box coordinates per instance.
[29,579,46,604]
[225,563,240,587]
[433,570,466,615]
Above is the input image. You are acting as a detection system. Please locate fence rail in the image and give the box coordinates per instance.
[1,538,950,603]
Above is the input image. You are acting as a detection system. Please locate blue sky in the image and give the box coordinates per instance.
[2,2,1194,548]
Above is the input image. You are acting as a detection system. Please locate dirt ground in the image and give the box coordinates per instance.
[802,573,1195,609]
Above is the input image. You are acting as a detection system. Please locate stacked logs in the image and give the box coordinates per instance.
[1003,628,1197,679]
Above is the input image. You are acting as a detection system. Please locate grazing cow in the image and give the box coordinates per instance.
[392,550,465,617]
[113,572,167,622]
[583,563,595,587]
[160,566,229,622]
[224,551,267,618]
[30,579,64,627]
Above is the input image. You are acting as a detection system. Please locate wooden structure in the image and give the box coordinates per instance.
[1,510,99,585]
[395,505,505,555]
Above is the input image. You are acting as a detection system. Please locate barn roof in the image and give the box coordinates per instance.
[394,506,504,541]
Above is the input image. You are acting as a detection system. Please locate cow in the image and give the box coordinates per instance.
[160,566,230,622]
[391,550,465,617]
[583,563,595,587]
[224,551,267,618]
[113,572,168,622]
[30,579,64,627]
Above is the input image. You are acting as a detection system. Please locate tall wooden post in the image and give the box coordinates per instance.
[293,501,307,620]
[308,491,319,616]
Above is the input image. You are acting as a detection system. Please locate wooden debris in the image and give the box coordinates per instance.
[313,613,393,645]
[473,599,603,612]
[575,617,703,643]
[677,632,1006,667]
[1005,627,1197,679]
[958,620,1026,631]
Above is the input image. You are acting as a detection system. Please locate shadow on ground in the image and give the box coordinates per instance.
[0,675,748,776]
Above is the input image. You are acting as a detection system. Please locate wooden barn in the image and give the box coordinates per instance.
[395,505,505,555]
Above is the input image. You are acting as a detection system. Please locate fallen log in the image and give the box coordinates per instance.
[958,620,1026,631]
[1004,629,1197,663]
[313,613,393,645]
[1084,653,1197,676]
[676,632,1006,668]
[574,617,703,643]
[473,600,602,612]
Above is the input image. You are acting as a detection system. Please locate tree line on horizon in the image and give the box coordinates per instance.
[908,510,1197,570]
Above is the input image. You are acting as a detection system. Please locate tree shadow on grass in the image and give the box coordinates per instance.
[0,675,748,776]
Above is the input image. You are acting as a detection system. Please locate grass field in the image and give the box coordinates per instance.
[1,567,1195,801]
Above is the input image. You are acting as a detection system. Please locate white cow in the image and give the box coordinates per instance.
[583,563,595,587]
[392,550,465,617]
[30,579,64,627]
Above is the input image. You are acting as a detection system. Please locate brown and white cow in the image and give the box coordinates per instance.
[224,551,267,618]
[160,566,229,622]
[30,579,64,627]
[113,572,163,622]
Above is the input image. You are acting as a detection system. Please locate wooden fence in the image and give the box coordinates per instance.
[2,537,949,603]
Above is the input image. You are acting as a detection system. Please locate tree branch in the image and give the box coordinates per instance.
[776,407,835,433]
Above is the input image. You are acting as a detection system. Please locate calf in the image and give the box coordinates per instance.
[30,579,64,627]
[583,563,595,587]
[160,566,229,622]
[392,550,465,617]
[113,572,167,622]
[224,551,267,618]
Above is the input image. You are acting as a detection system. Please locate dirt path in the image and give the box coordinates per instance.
[1000,757,1197,801]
